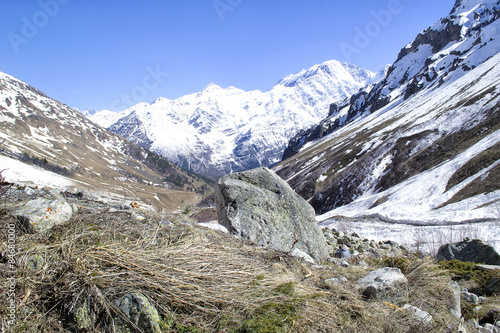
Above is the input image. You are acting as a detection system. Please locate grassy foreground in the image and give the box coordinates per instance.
[1,196,498,332]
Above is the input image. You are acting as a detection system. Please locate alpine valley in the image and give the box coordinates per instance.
[2,1,500,331]
[1,0,499,248]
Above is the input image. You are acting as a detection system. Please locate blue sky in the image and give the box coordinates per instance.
[1,0,455,111]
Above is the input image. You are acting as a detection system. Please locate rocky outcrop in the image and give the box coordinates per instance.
[437,239,500,265]
[215,167,329,261]
[357,267,408,305]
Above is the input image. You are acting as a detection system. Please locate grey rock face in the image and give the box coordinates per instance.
[13,195,74,232]
[357,267,408,305]
[215,167,329,261]
[114,292,161,333]
[437,239,500,265]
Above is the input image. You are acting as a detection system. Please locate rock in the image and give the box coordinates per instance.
[479,309,500,326]
[159,219,174,228]
[402,304,432,325]
[73,298,97,330]
[333,246,351,259]
[477,264,500,272]
[23,186,37,196]
[479,323,498,333]
[25,254,44,270]
[357,267,408,305]
[215,167,329,261]
[114,292,161,333]
[63,185,83,197]
[436,239,500,265]
[324,276,348,289]
[461,288,479,305]
[290,248,315,263]
[13,196,74,232]
[449,281,462,318]
[197,222,229,233]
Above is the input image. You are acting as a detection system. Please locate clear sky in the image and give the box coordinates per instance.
[1,0,456,111]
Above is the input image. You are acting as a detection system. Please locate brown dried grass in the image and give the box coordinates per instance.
[0,203,470,332]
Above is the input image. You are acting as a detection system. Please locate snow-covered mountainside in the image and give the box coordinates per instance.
[88,60,383,178]
[0,71,209,210]
[276,0,500,224]
[283,0,500,159]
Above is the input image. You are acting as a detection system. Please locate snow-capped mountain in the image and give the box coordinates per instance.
[0,71,209,210]
[87,60,384,178]
[276,0,500,225]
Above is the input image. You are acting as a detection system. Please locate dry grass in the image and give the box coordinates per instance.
[0,202,473,332]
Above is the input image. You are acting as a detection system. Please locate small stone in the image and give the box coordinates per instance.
[25,254,44,270]
[402,304,433,324]
[462,289,479,305]
[449,281,462,318]
[290,248,315,264]
[357,267,408,305]
[323,276,348,289]
[479,323,498,333]
[114,293,161,333]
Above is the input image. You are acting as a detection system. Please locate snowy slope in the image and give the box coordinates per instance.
[276,0,500,226]
[88,60,383,178]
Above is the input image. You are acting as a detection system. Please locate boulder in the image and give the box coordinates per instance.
[215,167,329,261]
[437,239,500,265]
[114,292,161,333]
[13,195,74,232]
[357,267,408,305]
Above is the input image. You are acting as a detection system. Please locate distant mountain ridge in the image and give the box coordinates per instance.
[275,0,500,223]
[87,60,384,178]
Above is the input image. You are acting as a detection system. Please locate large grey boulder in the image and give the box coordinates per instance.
[12,195,74,232]
[357,267,408,305]
[437,239,500,265]
[215,167,329,261]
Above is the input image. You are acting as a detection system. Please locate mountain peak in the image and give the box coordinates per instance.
[277,60,377,88]
[450,0,498,14]
[202,82,223,93]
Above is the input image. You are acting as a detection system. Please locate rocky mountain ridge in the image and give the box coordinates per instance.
[283,0,500,159]
[87,60,384,177]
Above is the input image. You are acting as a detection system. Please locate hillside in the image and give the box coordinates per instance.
[0,71,210,211]
[276,0,500,228]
